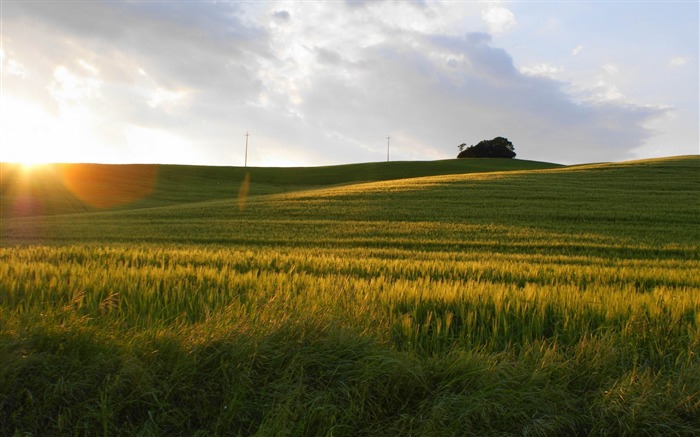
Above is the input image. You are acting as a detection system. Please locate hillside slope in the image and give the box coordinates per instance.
[1,159,560,218]
[3,156,698,257]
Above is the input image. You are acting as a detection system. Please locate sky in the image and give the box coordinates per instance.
[1,0,698,167]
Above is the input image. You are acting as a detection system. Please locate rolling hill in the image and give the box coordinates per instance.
[1,158,561,218]
[2,156,697,253]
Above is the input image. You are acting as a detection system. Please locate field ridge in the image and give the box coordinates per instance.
[2,158,561,217]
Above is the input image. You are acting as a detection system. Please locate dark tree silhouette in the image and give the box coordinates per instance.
[457,137,516,159]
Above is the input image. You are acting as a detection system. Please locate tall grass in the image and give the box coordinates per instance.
[1,156,698,435]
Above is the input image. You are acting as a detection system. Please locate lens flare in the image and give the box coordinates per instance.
[238,172,251,211]
[61,164,158,208]
[1,163,54,217]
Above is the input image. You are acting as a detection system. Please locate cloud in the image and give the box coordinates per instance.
[7,1,270,90]
[588,80,625,102]
[519,63,564,79]
[669,56,689,67]
[572,45,583,56]
[315,47,344,66]
[2,56,28,78]
[296,30,667,164]
[481,6,517,34]
[602,64,619,74]
[2,1,675,166]
[272,10,291,21]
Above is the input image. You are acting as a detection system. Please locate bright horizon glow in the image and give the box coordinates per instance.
[1,94,109,165]
[1,94,198,166]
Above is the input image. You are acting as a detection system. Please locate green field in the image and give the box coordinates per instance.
[1,158,560,217]
[1,156,699,435]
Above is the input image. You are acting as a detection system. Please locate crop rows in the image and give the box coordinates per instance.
[1,156,698,435]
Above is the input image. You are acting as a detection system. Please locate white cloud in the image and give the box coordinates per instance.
[481,6,517,35]
[1,48,28,78]
[5,59,27,78]
[602,64,619,74]
[519,63,564,79]
[77,59,99,76]
[669,56,688,67]
[572,45,583,56]
[590,79,624,102]
[49,66,102,104]
[147,88,189,113]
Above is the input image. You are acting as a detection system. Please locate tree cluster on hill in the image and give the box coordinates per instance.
[457,137,516,159]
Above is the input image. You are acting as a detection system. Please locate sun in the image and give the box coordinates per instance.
[2,94,197,167]
[1,94,115,166]
[17,161,47,173]
[1,96,65,165]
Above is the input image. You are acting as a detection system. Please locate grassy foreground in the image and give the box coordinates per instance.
[1,156,699,435]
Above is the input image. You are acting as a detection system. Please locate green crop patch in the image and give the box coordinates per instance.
[1,156,699,435]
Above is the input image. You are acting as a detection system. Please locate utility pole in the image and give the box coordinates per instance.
[244,132,249,168]
[387,135,391,162]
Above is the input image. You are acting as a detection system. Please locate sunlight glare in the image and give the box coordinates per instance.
[124,124,195,164]
[0,95,116,165]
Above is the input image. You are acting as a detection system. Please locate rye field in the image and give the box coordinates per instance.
[1,156,699,436]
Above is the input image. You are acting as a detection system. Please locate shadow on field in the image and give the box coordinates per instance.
[3,312,698,436]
